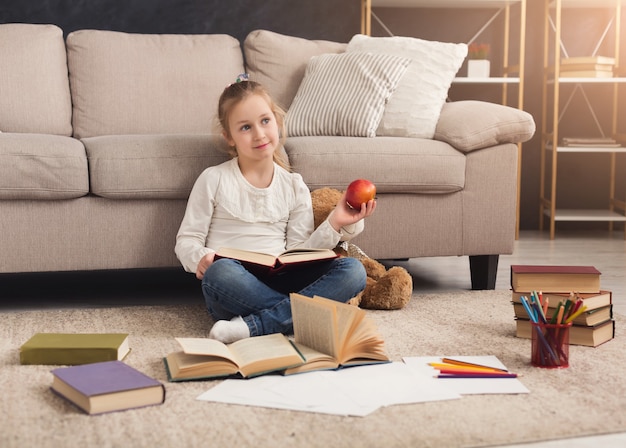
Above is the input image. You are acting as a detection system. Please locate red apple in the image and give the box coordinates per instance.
[345,179,376,210]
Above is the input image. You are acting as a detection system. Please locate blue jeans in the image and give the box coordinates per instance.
[201,257,366,337]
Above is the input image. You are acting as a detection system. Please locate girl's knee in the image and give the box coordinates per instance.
[203,258,243,284]
[341,256,366,276]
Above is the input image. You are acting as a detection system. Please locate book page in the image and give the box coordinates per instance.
[290,293,340,359]
[228,333,301,369]
[215,247,276,267]
[165,351,239,380]
[283,342,339,375]
[277,248,337,263]
[340,320,389,364]
[315,296,364,359]
[175,338,237,364]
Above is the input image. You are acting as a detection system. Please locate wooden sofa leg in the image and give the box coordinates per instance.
[469,255,499,290]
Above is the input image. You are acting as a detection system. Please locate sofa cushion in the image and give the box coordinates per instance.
[83,135,232,199]
[0,24,72,136]
[284,136,465,194]
[434,100,536,152]
[347,34,467,139]
[0,134,88,199]
[286,53,410,138]
[244,29,346,111]
[66,30,244,139]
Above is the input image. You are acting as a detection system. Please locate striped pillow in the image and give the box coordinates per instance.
[286,52,410,138]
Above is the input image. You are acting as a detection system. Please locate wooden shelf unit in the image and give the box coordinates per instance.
[539,0,626,239]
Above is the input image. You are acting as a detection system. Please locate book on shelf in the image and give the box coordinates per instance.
[559,63,614,72]
[510,265,601,294]
[561,137,621,148]
[515,318,615,347]
[560,70,614,78]
[561,56,616,66]
[512,303,612,327]
[511,290,612,313]
[20,333,130,365]
[283,293,389,375]
[214,247,338,276]
[164,333,304,381]
[50,361,165,415]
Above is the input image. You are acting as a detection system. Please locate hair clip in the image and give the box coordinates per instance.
[225,73,250,90]
[235,73,249,83]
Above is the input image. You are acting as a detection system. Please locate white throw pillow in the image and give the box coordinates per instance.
[347,34,467,139]
[286,52,410,138]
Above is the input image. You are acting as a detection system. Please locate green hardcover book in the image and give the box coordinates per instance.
[20,333,130,365]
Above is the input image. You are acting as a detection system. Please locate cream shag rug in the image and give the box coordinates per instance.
[1,290,625,448]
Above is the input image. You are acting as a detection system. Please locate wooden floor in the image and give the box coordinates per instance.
[1,229,625,316]
[392,229,626,316]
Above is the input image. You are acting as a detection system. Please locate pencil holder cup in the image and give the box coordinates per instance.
[531,322,572,368]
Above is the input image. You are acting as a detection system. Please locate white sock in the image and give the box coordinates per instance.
[209,316,250,344]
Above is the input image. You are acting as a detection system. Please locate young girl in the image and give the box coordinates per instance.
[175,75,376,344]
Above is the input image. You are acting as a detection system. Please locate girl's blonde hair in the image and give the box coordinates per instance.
[217,80,290,171]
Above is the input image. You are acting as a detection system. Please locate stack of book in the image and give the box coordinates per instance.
[510,265,615,347]
[559,56,615,78]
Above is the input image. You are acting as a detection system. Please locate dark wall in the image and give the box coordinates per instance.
[0,0,360,42]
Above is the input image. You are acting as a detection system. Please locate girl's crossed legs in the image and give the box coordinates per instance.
[201,257,366,341]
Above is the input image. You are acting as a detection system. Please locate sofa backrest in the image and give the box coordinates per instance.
[66,30,244,139]
[243,29,346,112]
[0,24,73,136]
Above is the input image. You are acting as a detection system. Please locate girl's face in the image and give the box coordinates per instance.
[224,93,279,163]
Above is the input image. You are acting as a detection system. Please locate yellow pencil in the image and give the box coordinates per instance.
[565,305,589,324]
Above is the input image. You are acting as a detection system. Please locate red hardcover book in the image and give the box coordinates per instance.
[510,265,601,294]
[51,361,165,415]
[214,247,338,276]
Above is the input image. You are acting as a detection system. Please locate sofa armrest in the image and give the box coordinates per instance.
[433,100,535,153]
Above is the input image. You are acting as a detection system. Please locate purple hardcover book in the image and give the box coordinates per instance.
[51,360,165,414]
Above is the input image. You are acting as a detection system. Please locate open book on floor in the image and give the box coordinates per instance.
[283,293,390,375]
[214,247,338,275]
[164,333,304,381]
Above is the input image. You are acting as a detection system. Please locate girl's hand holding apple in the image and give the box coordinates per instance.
[328,179,377,232]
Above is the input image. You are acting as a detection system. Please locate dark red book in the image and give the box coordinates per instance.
[51,361,165,415]
[214,247,338,276]
[510,265,601,294]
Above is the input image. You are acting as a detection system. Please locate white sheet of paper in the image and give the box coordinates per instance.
[320,362,461,407]
[196,372,379,416]
[402,355,530,395]
[196,362,461,416]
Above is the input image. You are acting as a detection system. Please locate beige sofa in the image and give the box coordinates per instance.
[0,24,535,289]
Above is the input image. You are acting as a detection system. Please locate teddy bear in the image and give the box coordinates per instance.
[310,187,413,310]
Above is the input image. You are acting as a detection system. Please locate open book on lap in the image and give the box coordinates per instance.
[214,247,338,276]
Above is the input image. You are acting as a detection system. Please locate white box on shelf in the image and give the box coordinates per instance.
[468,60,490,78]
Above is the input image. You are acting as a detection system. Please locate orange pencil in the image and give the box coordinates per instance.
[439,358,509,373]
